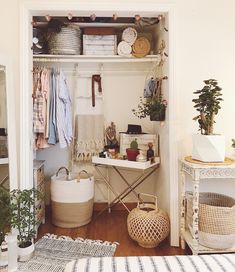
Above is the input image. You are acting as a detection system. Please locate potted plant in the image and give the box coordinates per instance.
[10,188,40,262]
[126,139,139,161]
[132,95,167,121]
[192,79,224,162]
[0,188,11,245]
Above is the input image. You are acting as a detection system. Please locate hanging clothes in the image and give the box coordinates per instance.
[56,69,73,148]
[32,67,73,149]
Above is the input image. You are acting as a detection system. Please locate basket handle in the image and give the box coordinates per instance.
[77,170,91,182]
[56,167,70,178]
[138,193,158,211]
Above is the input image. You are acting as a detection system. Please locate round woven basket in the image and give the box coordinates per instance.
[186,192,235,249]
[127,193,170,248]
[48,26,81,55]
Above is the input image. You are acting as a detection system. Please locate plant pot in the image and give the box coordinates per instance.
[192,134,225,162]
[18,241,35,262]
[126,148,139,161]
[150,109,165,121]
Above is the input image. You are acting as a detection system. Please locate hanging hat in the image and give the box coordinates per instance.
[126,124,142,134]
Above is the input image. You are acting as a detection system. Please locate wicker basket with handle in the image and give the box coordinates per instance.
[186,192,235,249]
[127,193,170,248]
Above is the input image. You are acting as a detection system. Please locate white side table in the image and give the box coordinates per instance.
[180,158,235,255]
[92,156,160,216]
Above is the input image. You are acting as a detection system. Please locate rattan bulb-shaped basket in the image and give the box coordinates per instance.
[127,193,170,248]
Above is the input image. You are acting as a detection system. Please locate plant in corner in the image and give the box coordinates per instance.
[0,188,11,245]
[126,139,139,161]
[10,188,41,262]
[132,77,167,121]
[192,79,225,162]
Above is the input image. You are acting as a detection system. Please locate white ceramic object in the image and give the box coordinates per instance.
[136,150,147,162]
[6,233,18,271]
[18,242,35,262]
[192,134,225,162]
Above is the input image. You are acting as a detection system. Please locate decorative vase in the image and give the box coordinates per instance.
[192,134,225,162]
[18,241,35,262]
[126,148,139,161]
[150,109,165,121]
[136,150,147,162]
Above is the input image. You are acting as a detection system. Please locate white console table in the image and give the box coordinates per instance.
[180,158,235,255]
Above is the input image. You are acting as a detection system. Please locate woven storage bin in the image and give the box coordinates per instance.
[127,193,169,248]
[51,169,94,228]
[48,26,81,55]
[186,192,235,249]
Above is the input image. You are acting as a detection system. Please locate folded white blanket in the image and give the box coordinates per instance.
[65,254,235,272]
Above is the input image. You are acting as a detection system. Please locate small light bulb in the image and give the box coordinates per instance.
[113,13,118,21]
[68,13,73,20]
[45,14,51,22]
[135,14,141,22]
[158,15,163,21]
[31,21,38,27]
[90,14,96,21]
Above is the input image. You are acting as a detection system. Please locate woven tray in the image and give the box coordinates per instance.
[185,156,235,166]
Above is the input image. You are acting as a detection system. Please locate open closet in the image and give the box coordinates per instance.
[20,2,178,247]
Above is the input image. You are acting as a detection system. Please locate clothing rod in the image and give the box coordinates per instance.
[33,57,160,64]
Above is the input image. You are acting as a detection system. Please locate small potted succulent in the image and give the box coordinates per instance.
[192,79,224,162]
[10,188,41,262]
[126,139,139,161]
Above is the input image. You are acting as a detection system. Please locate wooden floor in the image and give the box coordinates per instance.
[37,207,191,256]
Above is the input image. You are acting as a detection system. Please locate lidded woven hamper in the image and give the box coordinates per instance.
[127,193,170,248]
[186,192,235,249]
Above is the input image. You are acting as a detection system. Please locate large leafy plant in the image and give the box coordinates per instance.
[0,188,11,244]
[192,79,223,135]
[10,188,41,248]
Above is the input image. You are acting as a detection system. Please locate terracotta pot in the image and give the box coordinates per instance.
[126,148,139,161]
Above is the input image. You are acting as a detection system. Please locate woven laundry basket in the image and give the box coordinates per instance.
[127,193,170,248]
[51,169,94,228]
[186,192,235,249]
[48,26,81,55]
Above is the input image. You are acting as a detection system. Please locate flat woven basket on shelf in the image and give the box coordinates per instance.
[127,193,169,248]
[48,26,81,55]
[186,192,235,249]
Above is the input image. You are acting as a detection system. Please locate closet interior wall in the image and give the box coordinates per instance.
[33,16,167,206]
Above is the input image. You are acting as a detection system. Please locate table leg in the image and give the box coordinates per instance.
[192,180,199,254]
[106,166,157,210]
[180,167,186,250]
[95,166,131,213]
[113,166,139,199]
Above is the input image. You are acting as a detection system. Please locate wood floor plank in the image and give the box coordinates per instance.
[37,207,190,256]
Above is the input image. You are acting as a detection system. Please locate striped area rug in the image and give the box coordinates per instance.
[18,234,118,272]
[65,254,235,272]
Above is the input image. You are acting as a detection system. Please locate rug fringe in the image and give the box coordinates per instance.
[42,233,119,246]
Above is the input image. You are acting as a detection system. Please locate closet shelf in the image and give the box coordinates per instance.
[33,54,161,63]
[0,158,8,165]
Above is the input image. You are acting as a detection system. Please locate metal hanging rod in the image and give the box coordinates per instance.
[33,54,161,64]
